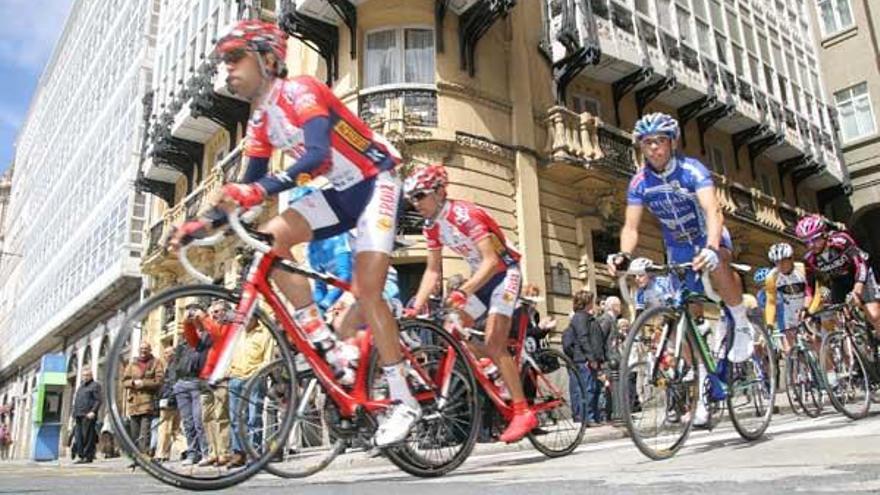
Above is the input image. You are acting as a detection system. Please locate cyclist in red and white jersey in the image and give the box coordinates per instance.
[169,20,418,446]
[404,164,538,443]
[796,214,880,335]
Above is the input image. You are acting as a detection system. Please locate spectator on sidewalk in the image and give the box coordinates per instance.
[174,302,211,465]
[562,290,604,425]
[227,316,275,468]
[72,368,102,464]
[0,421,10,460]
[183,300,232,468]
[123,342,163,455]
[154,346,180,462]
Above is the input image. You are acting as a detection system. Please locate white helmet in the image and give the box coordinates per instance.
[768,242,793,263]
[629,257,654,275]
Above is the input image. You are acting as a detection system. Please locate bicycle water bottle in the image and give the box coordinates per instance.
[480,358,510,399]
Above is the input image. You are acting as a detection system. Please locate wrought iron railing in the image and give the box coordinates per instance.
[359,88,438,128]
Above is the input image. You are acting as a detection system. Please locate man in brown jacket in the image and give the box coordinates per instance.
[123,342,163,454]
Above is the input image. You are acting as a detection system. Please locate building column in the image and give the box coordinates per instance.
[514,152,548,312]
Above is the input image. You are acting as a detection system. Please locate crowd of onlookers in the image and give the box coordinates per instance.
[68,298,274,467]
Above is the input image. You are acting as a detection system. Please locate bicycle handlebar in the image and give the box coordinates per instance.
[177,207,267,283]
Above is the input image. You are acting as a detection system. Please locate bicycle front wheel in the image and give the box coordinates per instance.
[821,330,871,420]
[524,348,588,457]
[788,350,824,418]
[104,285,297,491]
[619,306,698,460]
[369,318,481,478]
[727,324,776,441]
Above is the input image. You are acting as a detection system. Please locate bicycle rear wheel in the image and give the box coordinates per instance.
[821,330,871,420]
[104,285,297,491]
[369,318,481,477]
[788,350,824,418]
[727,324,776,441]
[237,360,345,478]
[619,306,698,460]
[524,348,587,457]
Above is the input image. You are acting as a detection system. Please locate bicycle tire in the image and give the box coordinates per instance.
[619,306,698,460]
[789,350,823,418]
[821,330,871,420]
[104,284,298,491]
[369,318,481,477]
[781,354,803,416]
[727,324,776,441]
[236,360,346,478]
[524,348,588,457]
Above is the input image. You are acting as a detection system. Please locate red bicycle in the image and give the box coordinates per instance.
[437,299,588,456]
[105,209,480,490]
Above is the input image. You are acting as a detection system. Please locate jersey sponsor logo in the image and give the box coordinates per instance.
[453,204,470,225]
[376,216,394,232]
[333,120,371,152]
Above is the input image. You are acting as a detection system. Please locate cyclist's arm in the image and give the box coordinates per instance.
[412,249,442,311]
[695,186,724,250]
[459,237,503,296]
[619,204,644,255]
[764,273,777,328]
[807,279,823,314]
[255,116,331,196]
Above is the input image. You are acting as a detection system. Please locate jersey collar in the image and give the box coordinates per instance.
[645,154,680,180]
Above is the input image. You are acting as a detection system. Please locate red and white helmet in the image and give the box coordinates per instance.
[216,20,288,74]
[404,164,448,197]
[795,214,827,242]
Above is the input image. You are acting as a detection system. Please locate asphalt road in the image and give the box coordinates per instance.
[1,411,878,494]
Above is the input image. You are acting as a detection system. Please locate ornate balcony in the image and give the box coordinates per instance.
[359,87,438,128]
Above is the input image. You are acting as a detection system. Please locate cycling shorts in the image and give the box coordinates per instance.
[461,267,522,320]
[288,171,401,255]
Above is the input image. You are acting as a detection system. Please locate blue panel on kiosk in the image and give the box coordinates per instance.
[33,423,61,461]
[40,353,66,374]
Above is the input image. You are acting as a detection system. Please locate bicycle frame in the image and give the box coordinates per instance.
[444,304,563,421]
[651,288,725,384]
[189,218,455,420]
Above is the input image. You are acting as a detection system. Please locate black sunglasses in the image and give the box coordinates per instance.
[408,191,431,202]
[220,48,248,64]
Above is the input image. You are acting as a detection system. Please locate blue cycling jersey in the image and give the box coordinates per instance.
[307,233,353,311]
[627,155,715,249]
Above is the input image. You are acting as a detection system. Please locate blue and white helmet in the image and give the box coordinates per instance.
[767,242,794,263]
[633,112,680,142]
[753,267,772,284]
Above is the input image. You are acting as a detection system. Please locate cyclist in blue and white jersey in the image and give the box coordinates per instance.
[629,257,675,314]
[607,112,755,363]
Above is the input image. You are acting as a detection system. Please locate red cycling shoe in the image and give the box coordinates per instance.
[499,407,538,443]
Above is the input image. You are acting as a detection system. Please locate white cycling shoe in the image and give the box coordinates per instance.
[374,401,421,447]
[727,324,755,363]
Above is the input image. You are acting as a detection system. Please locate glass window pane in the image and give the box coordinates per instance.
[404,29,434,84]
[836,0,854,29]
[635,0,651,15]
[658,0,673,30]
[838,100,858,140]
[693,0,708,19]
[715,34,728,65]
[852,82,868,97]
[710,0,725,32]
[726,8,741,42]
[742,22,755,53]
[365,30,400,87]
[677,7,693,44]
[819,1,836,33]
[698,21,713,53]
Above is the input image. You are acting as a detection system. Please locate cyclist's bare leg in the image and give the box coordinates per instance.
[707,248,743,306]
[863,301,880,337]
[352,251,402,365]
[261,209,314,307]
[483,313,526,402]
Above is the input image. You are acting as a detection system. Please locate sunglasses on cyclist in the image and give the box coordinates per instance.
[408,190,432,202]
[220,48,248,64]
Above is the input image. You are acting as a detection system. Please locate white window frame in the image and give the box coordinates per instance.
[815,0,855,38]
[363,26,436,93]
[835,82,877,143]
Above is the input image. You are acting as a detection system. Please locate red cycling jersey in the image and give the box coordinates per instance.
[424,199,520,273]
[804,231,870,298]
[245,75,399,190]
